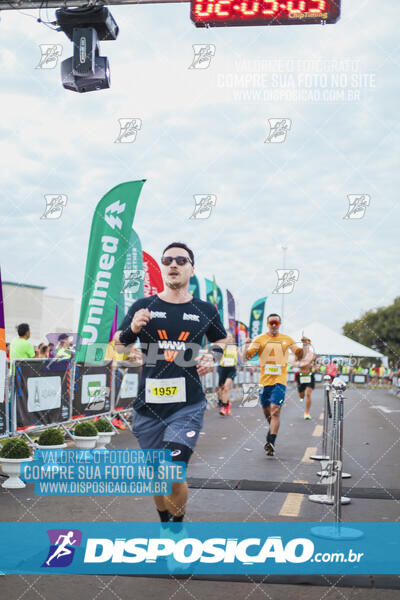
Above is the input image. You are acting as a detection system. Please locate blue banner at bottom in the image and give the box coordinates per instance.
[0,522,398,575]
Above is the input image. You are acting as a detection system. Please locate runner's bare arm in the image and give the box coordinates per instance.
[243,338,260,362]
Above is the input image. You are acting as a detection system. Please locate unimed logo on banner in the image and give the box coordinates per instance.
[42,529,82,568]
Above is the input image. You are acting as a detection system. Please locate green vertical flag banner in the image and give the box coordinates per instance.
[117,229,144,321]
[205,276,224,324]
[249,296,267,340]
[189,275,201,299]
[75,180,146,364]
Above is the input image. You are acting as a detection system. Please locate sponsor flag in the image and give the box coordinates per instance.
[142,252,164,297]
[205,276,224,324]
[226,289,236,335]
[189,275,201,299]
[236,321,248,348]
[111,228,144,338]
[75,180,146,364]
[249,297,267,340]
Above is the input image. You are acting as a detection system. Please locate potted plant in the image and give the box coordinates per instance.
[35,428,67,471]
[72,421,98,449]
[0,438,32,489]
[36,428,66,449]
[94,418,115,449]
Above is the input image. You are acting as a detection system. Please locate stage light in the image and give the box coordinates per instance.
[56,6,118,93]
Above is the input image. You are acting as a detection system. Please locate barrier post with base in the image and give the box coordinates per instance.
[309,377,350,506]
[310,375,331,461]
[311,377,362,541]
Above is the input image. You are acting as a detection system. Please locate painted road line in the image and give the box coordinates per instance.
[302,447,317,462]
[312,424,323,437]
[279,493,304,517]
[319,412,324,420]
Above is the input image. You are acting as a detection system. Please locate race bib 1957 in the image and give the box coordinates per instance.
[299,375,312,384]
[145,377,186,404]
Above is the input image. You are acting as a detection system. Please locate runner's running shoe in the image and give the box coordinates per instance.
[304,413,311,420]
[264,442,275,456]
[226,402,232,415]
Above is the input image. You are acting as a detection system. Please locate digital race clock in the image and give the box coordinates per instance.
[191,0,341,27]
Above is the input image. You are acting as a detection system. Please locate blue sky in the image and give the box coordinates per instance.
[0,0,398,335]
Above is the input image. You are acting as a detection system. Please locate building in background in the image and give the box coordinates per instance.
[3,281,76,345]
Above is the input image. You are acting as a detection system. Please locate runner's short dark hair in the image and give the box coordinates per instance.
[58,333,69,341]
[17,323,30,337]
[267,313,281,322]
[162,242,194,266]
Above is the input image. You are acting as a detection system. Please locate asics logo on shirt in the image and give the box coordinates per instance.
[157,330,190,362]
[150,311,166,319]
[183,313,200,322]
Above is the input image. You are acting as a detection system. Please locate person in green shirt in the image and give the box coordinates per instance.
[9,323,35,373]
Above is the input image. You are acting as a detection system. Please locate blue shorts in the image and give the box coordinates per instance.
[259,384,286,408]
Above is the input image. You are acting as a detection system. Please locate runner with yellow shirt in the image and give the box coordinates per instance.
[243,313,312,456]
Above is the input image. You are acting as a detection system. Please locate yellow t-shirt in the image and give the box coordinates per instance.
[105,341,129,362]
[220,345,238,367]
[247,333,300,386]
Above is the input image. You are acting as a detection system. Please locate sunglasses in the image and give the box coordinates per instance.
[161,255,192,266]
[268,320,280,326]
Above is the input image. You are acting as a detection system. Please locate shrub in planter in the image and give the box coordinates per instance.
[0,438,31,459]
[73,421,98,437]
[38,428,65,446]
[0,438,32,489]
[94,418,113,433]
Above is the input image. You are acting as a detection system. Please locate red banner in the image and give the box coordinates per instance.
[142,251,164,296]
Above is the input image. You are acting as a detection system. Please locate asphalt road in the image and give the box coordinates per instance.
[1,383,399,599]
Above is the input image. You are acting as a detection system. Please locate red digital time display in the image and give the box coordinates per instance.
[191,0,340,27]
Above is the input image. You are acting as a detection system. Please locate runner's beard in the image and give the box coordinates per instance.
[166,279,185,290]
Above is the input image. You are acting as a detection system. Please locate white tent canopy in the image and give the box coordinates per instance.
[289,322,384,358]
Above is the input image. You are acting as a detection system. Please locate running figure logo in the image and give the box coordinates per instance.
[120,269,145,294]
[188,44,216,70]
[239,384,261,408]
[189,195,217,219]
[265,119,292,143]
[42,529,82,567]
[272,269,299,294]
[343,194,370,219]
[36,44,63,69]
[114,118,142,143]
[41,195,68,220]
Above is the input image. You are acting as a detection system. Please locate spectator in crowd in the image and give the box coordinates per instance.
[5,343,10,361]
[378,364,386,386]
[9,323,35,373]
[55,334,73,359]
[326,360,338,379]
[39,345,49,358]
[369,364,377,386]
[48,343,55,358]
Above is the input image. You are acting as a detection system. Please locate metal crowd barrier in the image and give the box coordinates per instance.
[7,358,141,441]
[4,359,268,437]
[309,377,351,507]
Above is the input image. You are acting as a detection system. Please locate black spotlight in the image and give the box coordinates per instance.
[56,6,119,93]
